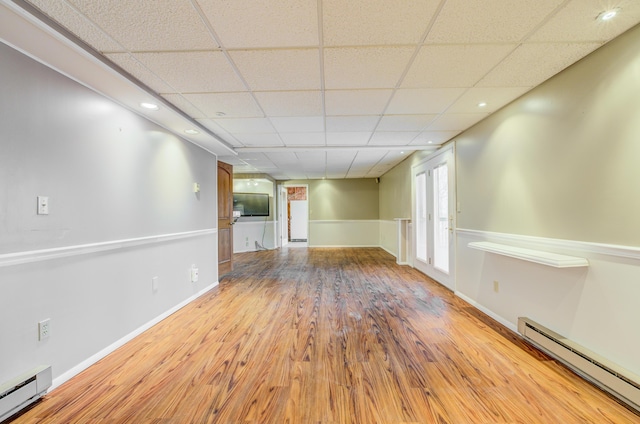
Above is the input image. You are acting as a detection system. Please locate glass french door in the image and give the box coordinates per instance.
[413,146,455,290]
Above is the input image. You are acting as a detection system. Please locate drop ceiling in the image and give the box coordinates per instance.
[3,0,640,179]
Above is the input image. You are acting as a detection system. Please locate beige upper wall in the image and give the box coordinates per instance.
[455,23,640,245]
[280,179,379,220]
[379,150,433,220]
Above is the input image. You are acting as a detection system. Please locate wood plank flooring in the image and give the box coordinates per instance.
[8,247,639,423]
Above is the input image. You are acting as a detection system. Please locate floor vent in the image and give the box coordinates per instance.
[518,317,639,412]
[0,366,52,422]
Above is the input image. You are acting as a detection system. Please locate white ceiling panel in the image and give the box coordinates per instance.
[326,150,358,168]
[351,150,388,167]
[233,133,283,146]
[377,114,436,131]
[254,91,323,116]
[325,132,372,146]
[18,0,640,180]
[446,87,531,114]
[68,0,218,51]
[197,0,318,48]
[162,94,207,119]
[324,47,415,89]
[530,0,640,43]
[214,118,276,133]
[230,49,321,90]
[322,0,438,46]
[265,152,300,165]
[326,116,380,132]
[107,53,176,94]
[478,42,602,87]
[28,0,124,52]
[125,51,245,93]
[426,113,488,131]
[325,90,393,115]
[412,131,461,145]
[386,88,466,114]
[426,0,561,44]
[270,116,325,133]
[181,92,263,118]
[401,44,516,88]
[369,132,420,145]
[280,133,326,146]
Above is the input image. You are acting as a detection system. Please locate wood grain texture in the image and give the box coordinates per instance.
[8,248,639,423]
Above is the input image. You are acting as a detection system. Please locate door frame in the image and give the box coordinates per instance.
[411,143,456,290]
[277,185,288,248]
[281,184,309,244]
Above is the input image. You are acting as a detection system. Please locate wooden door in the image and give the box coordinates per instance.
[217,161,233,276]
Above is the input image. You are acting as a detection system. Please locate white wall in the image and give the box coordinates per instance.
[0,42,218,387]
[233,221,277,252]
[379,220,397,257]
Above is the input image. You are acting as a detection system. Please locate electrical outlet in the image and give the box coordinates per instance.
[190,265,199,283]
[493,280,500,293]
[37,196,49,215]
[38,319,51,341]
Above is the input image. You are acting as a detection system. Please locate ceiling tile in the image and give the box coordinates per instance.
[426,113,489,131]
[377,114,437,131]
[233,133,283,146]
[181,92,263,118]
[324,47,415,89]
[426,0,561,43]
[197,0,318,48]
[126,51,245,93]
[108,53,176,93]
[163,94,207,119]
[412,130,461,145]
[477,42,602,87]
[68,0,218,51]
[446,87,531,113]
[280,133,326,146]
[214,118,276,133]
[254,91,323,116]
[324,90,393,115]
[265,152,300,165]
[369,132,420,145]
[195,118,240,142]
[401,44,516,88]
[29,0,124,52]
[352,150,388,167]
[270,116,324,133]
[529,0,640,43]
[327,150,358,167]
[326,116,380,132]
[325,132,372,146]
[322,0,439,46]
[386,88,466,114]
[230,49,321,90]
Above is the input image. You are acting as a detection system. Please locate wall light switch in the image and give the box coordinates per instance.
[193,182,200,193]
[37,196,49,215]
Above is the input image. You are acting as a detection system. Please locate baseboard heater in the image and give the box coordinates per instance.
[0,366,52,422]
[518,317,640,412]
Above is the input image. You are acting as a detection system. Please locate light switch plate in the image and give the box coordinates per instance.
[37,196,49,215]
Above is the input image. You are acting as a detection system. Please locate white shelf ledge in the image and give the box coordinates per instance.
[468,241,589,268]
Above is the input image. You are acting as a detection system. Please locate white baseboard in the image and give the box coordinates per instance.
[50,281,219,391]
[454,291,518,333]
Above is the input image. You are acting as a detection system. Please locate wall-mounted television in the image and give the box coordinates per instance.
[233,192,270,217]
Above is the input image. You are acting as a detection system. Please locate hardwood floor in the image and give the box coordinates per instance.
[8,248,639,423]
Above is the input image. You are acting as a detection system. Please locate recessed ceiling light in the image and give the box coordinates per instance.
[215,112,226,117]
[478,101,488,108]
[427,140,433,144]
[140,102,159,110]
[184,129,199,135]
[598,8,620,21]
